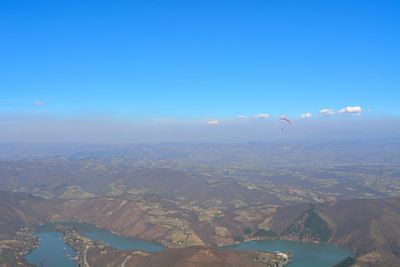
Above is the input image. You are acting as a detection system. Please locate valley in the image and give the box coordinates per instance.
[0,142,400,266]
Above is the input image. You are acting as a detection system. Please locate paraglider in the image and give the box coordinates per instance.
[279,117,292,131]
[279,117,292,125]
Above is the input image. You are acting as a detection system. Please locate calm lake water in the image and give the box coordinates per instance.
[61,222,164,252]
[25,222,164,267]
[25,231,77,267]
[228,239,353,267]
[27,222,352,267]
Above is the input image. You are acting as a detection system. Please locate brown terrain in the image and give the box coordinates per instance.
[1,142,400,266]
[1,190,400,266]
[85,246,286,267]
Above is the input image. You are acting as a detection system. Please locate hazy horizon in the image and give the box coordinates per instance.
[0,113,399,143]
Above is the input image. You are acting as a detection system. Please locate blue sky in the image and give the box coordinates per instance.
[0,1,399,142]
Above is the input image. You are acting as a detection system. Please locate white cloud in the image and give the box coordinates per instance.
[254,113,271,119]
[319,108,335,116]
[300,112,312,118]
[207,120,219,126]
[339,106,362,114]
[33,101,45,106]
[237,115,248,119]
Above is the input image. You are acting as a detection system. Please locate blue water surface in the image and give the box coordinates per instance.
[228,239,353,267]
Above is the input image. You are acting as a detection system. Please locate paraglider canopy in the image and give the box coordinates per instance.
[279,117,292,131]
[279,117,292,125]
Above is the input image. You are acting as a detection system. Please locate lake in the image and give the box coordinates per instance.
[25,222,164,267]
[25,231,77,267]
[55,222,164,252]
[27,223,352,267]
[228,239,353,267]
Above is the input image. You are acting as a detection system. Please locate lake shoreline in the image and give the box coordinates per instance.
[26,221,352,267]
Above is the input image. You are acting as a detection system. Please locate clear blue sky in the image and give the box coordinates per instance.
[1,0,399,120]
